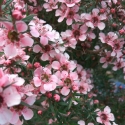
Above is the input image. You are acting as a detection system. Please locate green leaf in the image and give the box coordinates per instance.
[68,98,72,110]
[22,14,35,23]
[2,0,13,10]
[0,0,4,5]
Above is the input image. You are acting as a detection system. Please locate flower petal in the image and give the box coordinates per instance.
[16,21,28,32]
[4,44,18,58]
[98,22,105,30]
[20,37,34,47]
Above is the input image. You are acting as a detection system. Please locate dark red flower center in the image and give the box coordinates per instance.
[100,113,108,121]
[64,78,72,85]
[7,31,19,42]
[73,30,80,38]
[92,17,99,24]
[44,45,51,52]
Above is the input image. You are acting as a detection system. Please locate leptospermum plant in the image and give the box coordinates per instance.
[0,0,125,124]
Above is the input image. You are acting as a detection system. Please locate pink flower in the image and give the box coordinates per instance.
[33,44,55,61]
[1,21,34,58]
[3,86,22,107]
[112,58,125,71]
[96,106,115,125]
[10,96,36,124]
[59,71,78,96]
[100,51,112,68]
[55,4,68,22]
[85,8,106,30]
[61,30,77,49]
[78,120,85,125]
[78,81,93,94]
[0,106,12,125]
[111,39,124,56]
[99,32,118,47]
[33,67,58,92]
[65,5,80,25]
[51,55,76,71]
[58,0,81,7]
[43,0,58,12]
[72,24,88,41]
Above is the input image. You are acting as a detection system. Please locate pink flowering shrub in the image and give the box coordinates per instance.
[0,0,125,124]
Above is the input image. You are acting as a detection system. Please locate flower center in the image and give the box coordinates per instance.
[73,30,80,38]
[7,31,19,42]
[61,65,67,70]
[41,74,49,82]
[92,17,99,24]
[44,45,51,52]
[13,104,24,111]
[106,57,112,62]
[64,78,72,86]
[68,11,74,17]
[79,86,84,92]
[100,113,108,121]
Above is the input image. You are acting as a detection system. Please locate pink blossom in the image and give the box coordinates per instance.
[3,86,22,107]
[111,39,124,56]
[72,24,88,41]
[0,106,12,125]
[33,44,55,61]
[58,0,81,7]
[65,5,80,25]
[112,58,125,71]
[100,51,112,68]
[51,55,76,71]
[61,30,77,49]
[85,8,106,30]
[33,67,58,92]
[1,21,34,58]
[96,106,115,125]
[78,120,85,125]
[55,4,68,22]
[99,32,118,47]
[10,96,36,123]
[78,81,93,94]
[43,0,58,12]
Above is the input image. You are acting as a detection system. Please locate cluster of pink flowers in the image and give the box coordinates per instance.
[0,6,94,125]
[1,0,125,124]
[0,68,36,125]
[78,106,117,125]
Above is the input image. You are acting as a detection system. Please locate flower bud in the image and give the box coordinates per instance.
[110,8,116,14]
[34,62,41,68]
[38,110,42,115]
[119,29,124,35]
[12,9,23,20]
[94,100,99,104]
[46,92,52,98]
[27,63,33,69]
[53,94,60,102]
[100,9,105,13]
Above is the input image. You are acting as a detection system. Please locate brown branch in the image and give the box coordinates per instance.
[21,101,46,111]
